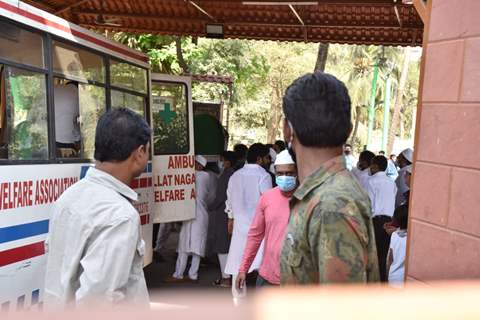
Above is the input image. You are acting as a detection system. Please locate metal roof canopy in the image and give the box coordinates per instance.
[24,0,424,46]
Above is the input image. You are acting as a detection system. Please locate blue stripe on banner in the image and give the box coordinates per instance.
[16,295,25,311]
[31,290,40,305]
[80,165,91,179]
[0,220,49,244]
[143,162,152,174]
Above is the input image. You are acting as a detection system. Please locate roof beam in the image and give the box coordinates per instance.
[80,23,421,46]
[412,0,428,23]
[79,17,422,31]
[74,11,422,29]
[22,0,55,12]
[187,0,216,21]
[289,5,305,25]
[55,0,92,15]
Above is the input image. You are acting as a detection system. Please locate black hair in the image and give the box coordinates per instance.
[222,151,237,165]
[283,72,352,148]
[379,150,386,155]
[247,143,269,164]
[204,162,219,174]
[274,140,286,151]
[266,143,274,149]
[94,108,151,162]
[234,143,248,160]
[371,155,388,172]
[345,144,352,148]
[393,205,409,230]
[359,150,376,165]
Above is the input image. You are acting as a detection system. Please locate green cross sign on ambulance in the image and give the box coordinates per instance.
[153,96,176,124]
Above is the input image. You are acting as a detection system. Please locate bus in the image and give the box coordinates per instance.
[0,0,195,311]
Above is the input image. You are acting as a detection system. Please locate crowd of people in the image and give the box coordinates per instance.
[44,71,414,308]
[350,147,413,285]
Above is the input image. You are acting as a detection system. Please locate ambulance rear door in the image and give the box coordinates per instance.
[150,74,195,223]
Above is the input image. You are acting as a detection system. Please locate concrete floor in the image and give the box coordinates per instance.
[144,228,232,306]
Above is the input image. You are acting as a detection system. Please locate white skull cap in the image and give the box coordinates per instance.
[401,148,414,163]
[195,155,207,167]
[274,150,295,166]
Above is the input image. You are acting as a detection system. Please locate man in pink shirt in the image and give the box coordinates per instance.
[236,150,297,287]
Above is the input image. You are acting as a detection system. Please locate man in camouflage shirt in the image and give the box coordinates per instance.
[280,72,380,284]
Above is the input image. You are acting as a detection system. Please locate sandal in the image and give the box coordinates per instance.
[212,277,231,288]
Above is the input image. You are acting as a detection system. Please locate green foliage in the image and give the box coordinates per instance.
[4,67,48,160]
[151,83,189,155]
[112,32,420,151]
[326,45,420,153]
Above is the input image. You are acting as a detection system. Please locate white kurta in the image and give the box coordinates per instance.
[44,168,149,307]
[351,167,370,191]
[395,166,409,207]
[388,229,407,288]
[366,171,398,217]
[177,170,217,257]
[224,164,272,275]
[54,84,80,143]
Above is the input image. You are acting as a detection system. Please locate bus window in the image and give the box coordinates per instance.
[0,65,48,160]
[151,82,189,155]
[78,84,105,159]
[111,90,145,117]
[53,78,105,159]
[52,41,105,83]
[0,21,44,68]
[110,60,147,94]
[54,80,80,158]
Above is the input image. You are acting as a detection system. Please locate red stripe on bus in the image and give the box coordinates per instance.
[0,241,45,267]
[140,214,149,225]
[0,1,148,63]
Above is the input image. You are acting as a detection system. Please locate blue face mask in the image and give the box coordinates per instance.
[276,175,297,192]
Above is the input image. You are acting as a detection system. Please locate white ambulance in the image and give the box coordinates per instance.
[0,0,195,311]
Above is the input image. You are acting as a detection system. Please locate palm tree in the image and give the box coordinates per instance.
[387,47,412,154]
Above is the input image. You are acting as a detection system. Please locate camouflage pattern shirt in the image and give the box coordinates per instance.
[280,155,380,285]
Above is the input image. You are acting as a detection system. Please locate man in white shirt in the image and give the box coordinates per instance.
[225,143,272,304]
[366,155,398,282]
[395,148,413,207]
[54,82,81,156]
[45,108,151,307]
[351,150,375,191]
[343,143,356,171]
[386,154,399,181]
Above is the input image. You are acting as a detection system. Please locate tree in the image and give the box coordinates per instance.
[251,41,317,143]
[109,32,420,151]
[314,43,329,72]
[387,47,411,154]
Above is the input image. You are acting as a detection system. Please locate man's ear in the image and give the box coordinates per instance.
[134,144,146,160]
[283,118,292,143]
[347,122,353,138]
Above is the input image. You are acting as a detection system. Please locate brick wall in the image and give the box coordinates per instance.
[407,0,480,282]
